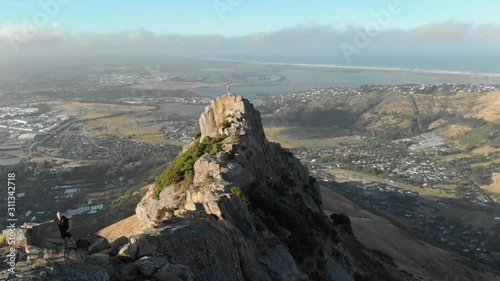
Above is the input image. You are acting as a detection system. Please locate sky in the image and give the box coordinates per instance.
[1,0,500,73]
[1,0,500,36]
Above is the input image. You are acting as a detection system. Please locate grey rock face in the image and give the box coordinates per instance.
[88,237,111,254]
[134,257,167,277]
[136,184,183,229]
[110,236,129,252]
[75,238,89,249]
[324,258,355,281]
[56,266,109,281]
[129,235,156,260]
[146,220,246,281]
[86,253,111,266]
[121,263,140,281]
[87,233,102,245]
[258,245,301,281]
[152,263,194,281]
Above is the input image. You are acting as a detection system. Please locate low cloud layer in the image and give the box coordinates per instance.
[1,21,499,72]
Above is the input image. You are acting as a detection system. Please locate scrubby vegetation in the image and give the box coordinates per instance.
[231,187,251,206]
[330,213,353,235]
[154,135,227,198]
[156,207,175,220]
[204,173,214,184]
[459,124,500,149]
[43,248,68,259]
[193,131,201,140]
[221,119,232,129]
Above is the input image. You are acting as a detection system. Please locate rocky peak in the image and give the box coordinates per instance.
[138,92,317,229]
[199,92,266,143]
[196,93,312,196]
[132,92,414,281]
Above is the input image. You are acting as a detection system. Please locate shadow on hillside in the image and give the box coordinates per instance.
[323,180,500,272]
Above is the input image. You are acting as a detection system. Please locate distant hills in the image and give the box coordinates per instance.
[255,84,499,149]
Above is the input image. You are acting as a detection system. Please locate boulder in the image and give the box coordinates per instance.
[129,235,156,260]
[117,243,134,262]
[134,257,167,277]
[106,257,125,281]
[88,237,111,254]
[86,233,102,245]
[109,257,124,266]
[110,236,129,252]
[86,253,110,266]
[75,238,90,249]
[98,248,112,255]
[121,263,139,281]
[103,264,122,281]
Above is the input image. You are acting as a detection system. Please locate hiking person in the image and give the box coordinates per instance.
[51,212,76,251]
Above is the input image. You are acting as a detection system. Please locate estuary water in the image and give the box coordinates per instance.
[193,68,498,99]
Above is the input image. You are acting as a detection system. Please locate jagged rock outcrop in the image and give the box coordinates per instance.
[133,92,414,281]
[136,184,184,228]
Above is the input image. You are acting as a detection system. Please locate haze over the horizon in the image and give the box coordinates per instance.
[1,0,500,73]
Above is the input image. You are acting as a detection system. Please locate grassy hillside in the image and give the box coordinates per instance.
[257,88,499,147]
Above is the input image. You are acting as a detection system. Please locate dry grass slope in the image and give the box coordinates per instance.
[320,186,500,281]
[482,175,500,194]
[466,91,500,122]
[97,215,141,242]
[440,124,474,138]
[473,145,500,155]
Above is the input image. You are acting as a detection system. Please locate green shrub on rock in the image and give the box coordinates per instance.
[231,187,251,207]
[154,135,227,199]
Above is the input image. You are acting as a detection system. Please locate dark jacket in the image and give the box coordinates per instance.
[56,216,70,233]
